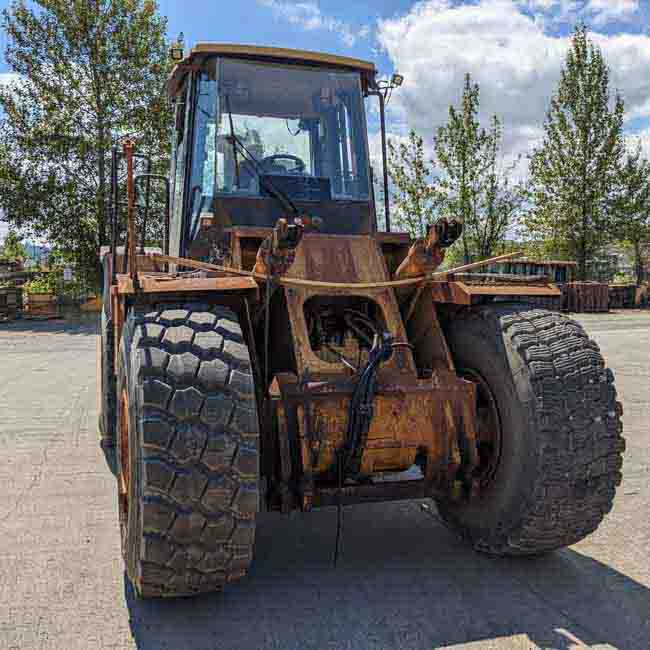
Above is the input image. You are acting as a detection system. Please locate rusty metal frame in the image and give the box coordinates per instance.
[115,274,258,295]
[312,480,445,507]
[429,280,561,305]
[101,73,572,515]
[123,141,139,289]
[268,370,478,511]
[252,233,484,512]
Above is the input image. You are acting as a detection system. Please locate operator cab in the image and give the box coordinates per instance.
[167,44,380,257]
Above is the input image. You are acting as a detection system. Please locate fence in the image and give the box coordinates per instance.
[562,282,609,313]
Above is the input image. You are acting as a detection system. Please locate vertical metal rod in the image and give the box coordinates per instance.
[378,92,390,232]
[369,166,377,233]
[367,90,390,232]
[123,141,138,288]
[164,179,170,257]
[141,158,152,254]
[111,147,120,284]
[110,146,119,285]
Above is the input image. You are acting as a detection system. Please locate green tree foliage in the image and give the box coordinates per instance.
[525,26,625,281]
[434,74,523,262]
[387,130,442,238]
[614,142,650,285]
[0,0,172,281]
[1,228,27,260]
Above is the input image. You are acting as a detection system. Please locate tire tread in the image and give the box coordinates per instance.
[442,304,624,556]
[119,302,259,598]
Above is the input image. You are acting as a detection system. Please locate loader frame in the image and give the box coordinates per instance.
[102,45,561,513]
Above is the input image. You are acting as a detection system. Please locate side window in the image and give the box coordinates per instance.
[188,71,218,239]
[169,81,190,257]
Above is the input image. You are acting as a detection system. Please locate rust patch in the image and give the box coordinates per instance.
[118,389,130,522]
[304,240,357,282]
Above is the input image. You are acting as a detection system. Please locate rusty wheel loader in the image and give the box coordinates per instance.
[98,44,625,598]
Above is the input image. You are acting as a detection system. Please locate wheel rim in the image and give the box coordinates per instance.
[459,368,503,488]
[118,388,130,522]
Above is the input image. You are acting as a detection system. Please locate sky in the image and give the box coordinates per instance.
[1,0,650,241]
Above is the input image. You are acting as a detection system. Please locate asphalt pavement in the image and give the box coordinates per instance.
[0,311,648,650]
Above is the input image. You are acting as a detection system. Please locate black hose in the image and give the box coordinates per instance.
[333,334,408,566]
[340,332,394,477]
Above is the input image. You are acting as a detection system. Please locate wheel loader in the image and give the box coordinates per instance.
[98,43,625,598]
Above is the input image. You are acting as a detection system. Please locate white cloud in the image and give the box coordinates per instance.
[516,0,580,24]
[377,0,650,165]
[521,0,559,8]
[587,0,639,26]
[0,72,20,87]
[517,0,577,12]
[517,0,639,25]
[257,0,369,47]
[625,128,650,158]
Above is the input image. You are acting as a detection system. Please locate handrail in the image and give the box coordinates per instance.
[149,250,524,291]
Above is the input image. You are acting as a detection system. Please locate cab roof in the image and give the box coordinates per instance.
[167,43,377,98]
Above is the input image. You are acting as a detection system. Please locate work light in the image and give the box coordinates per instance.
[169,33,184,62]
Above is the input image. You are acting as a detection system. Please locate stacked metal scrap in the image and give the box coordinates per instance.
[456,273,562,311]
[608,284,638,309]
[562,282,609,313]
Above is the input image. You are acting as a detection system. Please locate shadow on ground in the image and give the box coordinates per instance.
[0,315,98,336]
[101,442,118,477]
[124,502,650,650]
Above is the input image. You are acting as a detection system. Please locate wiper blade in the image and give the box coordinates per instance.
[224,95,241,189]
[228,134,300,217]
[223,94,299,218]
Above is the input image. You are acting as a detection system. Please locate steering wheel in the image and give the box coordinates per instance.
[260,154,307,175]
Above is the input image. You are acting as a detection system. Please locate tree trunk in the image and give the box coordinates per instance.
[97,114,107,243]
[462,232,470,264]
[96,119,107,289]
[577,220,587,282]
[634,239,643,286]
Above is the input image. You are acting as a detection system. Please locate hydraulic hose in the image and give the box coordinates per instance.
[334,334,412,566]
[340,332,395,477]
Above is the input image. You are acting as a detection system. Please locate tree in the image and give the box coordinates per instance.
[525,25,625,281]
[1,229,27,260]
[434,74,523,262]
[387,130,442,237]
[614,142,650,285]
[0,0,172,282]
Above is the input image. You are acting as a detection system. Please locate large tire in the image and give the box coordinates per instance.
[116,302,260,598]
[99,308,116,447]
[438,304,624,555]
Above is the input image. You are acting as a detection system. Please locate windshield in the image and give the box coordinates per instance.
[189,57,371,214]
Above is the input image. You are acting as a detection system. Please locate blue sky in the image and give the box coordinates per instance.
[1,0,648,142]
[0,0,412,78]
[156,0,412,78]
[2,1,648,86]
[1,0,650,241]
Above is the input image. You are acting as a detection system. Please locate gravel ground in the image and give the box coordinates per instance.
[0,311,648,650]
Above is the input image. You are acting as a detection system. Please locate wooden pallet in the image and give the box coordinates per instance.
[23,293,59,320]
[561,282,609,313]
